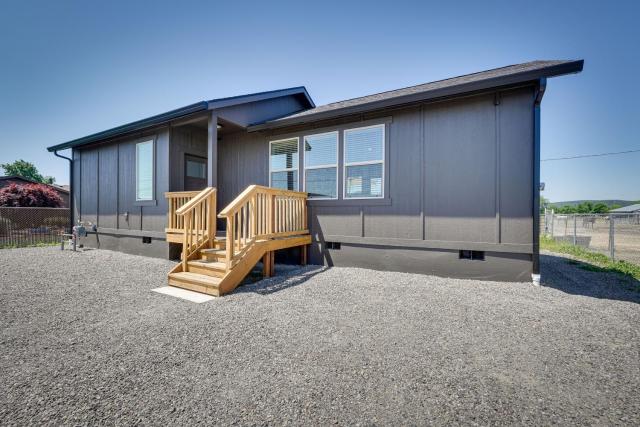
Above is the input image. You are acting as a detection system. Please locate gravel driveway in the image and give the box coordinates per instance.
[1,247,639,425]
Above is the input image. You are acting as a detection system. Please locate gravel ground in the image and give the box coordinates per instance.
[1,247,639,425]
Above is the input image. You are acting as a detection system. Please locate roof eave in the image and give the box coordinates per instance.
[248,60,584,132]
[46,86,315,152]
[46,101,209,152]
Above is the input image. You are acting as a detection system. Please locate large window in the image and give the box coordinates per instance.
[304,131,338,199]
[136,140,154,201]
[270,137,299,191]
[344,124,384,198]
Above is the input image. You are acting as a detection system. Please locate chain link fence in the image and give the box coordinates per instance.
[542,210,640,264]
[0,207,70,248]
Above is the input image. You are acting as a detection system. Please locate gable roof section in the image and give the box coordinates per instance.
[249,60,583,131]
[47,87,314,152]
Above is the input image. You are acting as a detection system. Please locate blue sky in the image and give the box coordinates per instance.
[1,0,638,202]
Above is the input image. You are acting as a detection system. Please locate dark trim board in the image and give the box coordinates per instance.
[314,235,533,254]
[89,228,166,239]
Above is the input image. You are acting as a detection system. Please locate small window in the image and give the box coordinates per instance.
[304,132,338,199]
[344,124,384,198]
[270,138,299,191]
[459,250,485,261]
[136,140,154,201]
[186,159,206,179]
[142,236,152,244]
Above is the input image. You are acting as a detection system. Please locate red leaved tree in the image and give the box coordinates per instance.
[0,183,63,207]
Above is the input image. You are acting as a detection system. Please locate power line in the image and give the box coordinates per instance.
[541,149,640,162]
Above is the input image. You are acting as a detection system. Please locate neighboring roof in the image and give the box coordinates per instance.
[249,60,584,131]
[610,203,640,213]
[0,175,70,193]
[46,87,314,152]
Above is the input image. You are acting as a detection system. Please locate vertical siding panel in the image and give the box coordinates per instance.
[80,149,98,224]
[424,94,497,243]
[98,145,118,228]
[499,88,534,244]
[118,141,141,230]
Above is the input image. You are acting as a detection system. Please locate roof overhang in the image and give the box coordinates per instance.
[47,86,314,152]
[248,60,583,132]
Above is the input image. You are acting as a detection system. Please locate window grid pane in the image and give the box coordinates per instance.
[305,167,337,199]
[186,160,206,179]
[270,138,298,171]
[270,138,298,191]
[345,126,384,164]
[270,171,298,191]
[344,125,384,198]
[136,140,153,200]
[305,132,337,167]
[304,132,337,199]
[345,163,383,198]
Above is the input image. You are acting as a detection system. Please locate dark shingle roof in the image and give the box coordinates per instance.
[249,60,583,130]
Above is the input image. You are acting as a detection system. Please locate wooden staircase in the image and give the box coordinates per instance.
[165,185,311,296]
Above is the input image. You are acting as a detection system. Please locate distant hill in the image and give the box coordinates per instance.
[550,200,637,208]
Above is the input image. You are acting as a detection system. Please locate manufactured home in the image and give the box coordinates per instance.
[47,60,583,295]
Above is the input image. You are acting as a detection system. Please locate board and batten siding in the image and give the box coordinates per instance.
[168,126,208,192]
[217,87,535,273]
[72,130,170,234]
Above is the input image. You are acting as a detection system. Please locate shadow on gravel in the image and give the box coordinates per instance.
[234,265,327,296]
[541,254,640,304]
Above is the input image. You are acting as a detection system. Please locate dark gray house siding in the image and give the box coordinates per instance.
[216,86,535,280]
[72,129,171,257]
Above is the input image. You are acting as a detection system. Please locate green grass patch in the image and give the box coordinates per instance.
[0,242,58,250]
[540,235,640,281]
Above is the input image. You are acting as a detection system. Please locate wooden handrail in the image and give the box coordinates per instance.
[218,185,307,217]
[218,185,308,269]
[165,191,202,233]
[176,187,216,216]
[169,187,217,271]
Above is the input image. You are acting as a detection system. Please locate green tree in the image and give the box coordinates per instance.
[0,159,55,184]
[592,203,609,214]
[540,196,550,213]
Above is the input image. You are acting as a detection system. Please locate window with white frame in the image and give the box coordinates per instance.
[304,131,338,199]
[344,124,384,198]
[136,139,154,200]
[269,137,299,191]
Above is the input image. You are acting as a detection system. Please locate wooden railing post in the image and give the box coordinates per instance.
[226,215,234,269]
[182,212,189,271]
[269,194,275,235]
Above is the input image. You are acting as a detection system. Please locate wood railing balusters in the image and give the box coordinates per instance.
[168,187,217,273]
[217,185,308,270]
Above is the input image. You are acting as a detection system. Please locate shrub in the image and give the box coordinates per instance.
[0,183,63,207]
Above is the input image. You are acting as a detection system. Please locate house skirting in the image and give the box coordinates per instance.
[81,232,169,259]
[308,242,532,282]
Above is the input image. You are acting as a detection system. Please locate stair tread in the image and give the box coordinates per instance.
[169,271,222,286]
[188,260,226,270]
[201,248,226,255]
